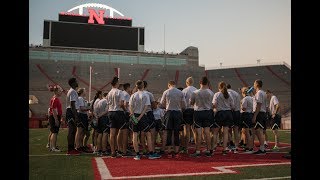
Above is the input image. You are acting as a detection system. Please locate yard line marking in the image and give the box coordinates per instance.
[95,157,112,180]
[242,176,291,180]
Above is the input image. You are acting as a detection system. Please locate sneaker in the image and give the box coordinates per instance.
[148,153,161,159]
[242,149,254,154]
[51,148,61,152]
[66,149,81,155]
[174,153,182,159]
[167,153,173,159]
[205,151,213,157]
[253,149,266,155]
[222,150,227,155]
[272,146,280,151]
[46,143,50,148]
[264,144,269,149]
[111,153,117,158]
[233,149,238,154]
[134,155,141,160]
[122,152,134,157]
[158,150,165,155]
[190,152,201,157]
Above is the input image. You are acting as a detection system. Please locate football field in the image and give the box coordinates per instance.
[29,129,291,180]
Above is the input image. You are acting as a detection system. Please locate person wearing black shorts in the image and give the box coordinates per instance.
[75,88,90,153]
[96,92,110,156]
[266,90,281,151]
[129,80,158,160]
[252,80,268,155]
[48,85,63,152]
[227,84,242,153]
[160,80,186,158]
[212,81,234,155]
[240,87,254,153]
[143,81,159,157]
[181,77,197,153]
[190,76,214,157]
[65,78,81,155]
[106,77,126,158]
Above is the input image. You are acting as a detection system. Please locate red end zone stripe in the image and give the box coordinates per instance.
[94,153,290,179]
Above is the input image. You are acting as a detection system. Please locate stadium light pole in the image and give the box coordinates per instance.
[164,24,166,54]
[89,66,92,102]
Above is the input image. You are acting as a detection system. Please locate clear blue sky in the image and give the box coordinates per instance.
[29,0,291,68]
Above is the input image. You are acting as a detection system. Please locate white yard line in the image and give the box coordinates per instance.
[242,176,291,180]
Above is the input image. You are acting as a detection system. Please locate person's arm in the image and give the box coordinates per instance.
[241,98,247,112]
[252,102,261,123]
[212,93,217,109]
[138,104,148,121]
[159,91,166,109]
[272,103,280,118]
[51,99,59,126]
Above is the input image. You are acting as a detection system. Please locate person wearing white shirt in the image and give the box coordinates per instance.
[65,78,80,155]
[160,80,186,158]
[190,77,214,157]
[143,80,160,158]
[90,91,103,154]
[129,80,155,160]
[118,83,131,157]
[181,77,197,153]
[106,77,126,158]
[75,88,90,152]
[240,87,254,152]
[252,79,268,155]
[153,100,165,154]
[212,81,234,155]
[95,92,109,156]
[227,84,242,153]
[266,90,281,151]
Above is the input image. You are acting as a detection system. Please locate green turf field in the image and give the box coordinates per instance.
[29,128,291,180]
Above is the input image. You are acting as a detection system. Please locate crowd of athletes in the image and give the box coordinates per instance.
[46,76,282,160]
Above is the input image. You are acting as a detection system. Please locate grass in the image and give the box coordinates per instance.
[29,128,291,180]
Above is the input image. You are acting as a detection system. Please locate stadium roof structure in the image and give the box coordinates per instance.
[205,61,291,70]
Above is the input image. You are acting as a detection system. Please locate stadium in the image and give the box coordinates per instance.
[29,2,291,180]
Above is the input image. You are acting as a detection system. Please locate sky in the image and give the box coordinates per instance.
[29,0,291,68]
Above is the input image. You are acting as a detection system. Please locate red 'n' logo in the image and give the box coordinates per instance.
[88,9,105,24]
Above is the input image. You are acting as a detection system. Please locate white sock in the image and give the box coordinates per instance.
[260,145,265,151]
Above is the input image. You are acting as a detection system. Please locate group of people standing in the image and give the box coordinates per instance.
[46,76,282,160]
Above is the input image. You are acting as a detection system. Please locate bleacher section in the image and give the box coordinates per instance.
[29,47,291,130]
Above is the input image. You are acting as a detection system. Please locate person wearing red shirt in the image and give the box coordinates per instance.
[48,85,63,152]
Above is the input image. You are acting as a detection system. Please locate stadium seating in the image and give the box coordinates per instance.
[29,47,291,128]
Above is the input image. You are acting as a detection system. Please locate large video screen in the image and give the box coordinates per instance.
[50,21,139,51]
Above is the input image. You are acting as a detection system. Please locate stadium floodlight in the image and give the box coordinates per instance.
[129,74,132,76]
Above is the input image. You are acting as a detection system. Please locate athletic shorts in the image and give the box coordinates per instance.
[97,115,110,134]
[164,110,183,131]
[66,108,77,127]
[215,110,233,127]
[241,112,254,128]
[108,111,126,129]
[146,111,156,129]
[49,115,61,133]
[154,119,165,132]
[270,114,281,130]
[131,113,150,133]
[254,112,267,129]
[232,111,241,127]
[183,108,194,125]
[193,110,213,128]
[77,113,88,129]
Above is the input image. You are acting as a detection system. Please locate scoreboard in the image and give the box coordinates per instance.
[43,13,144,51]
